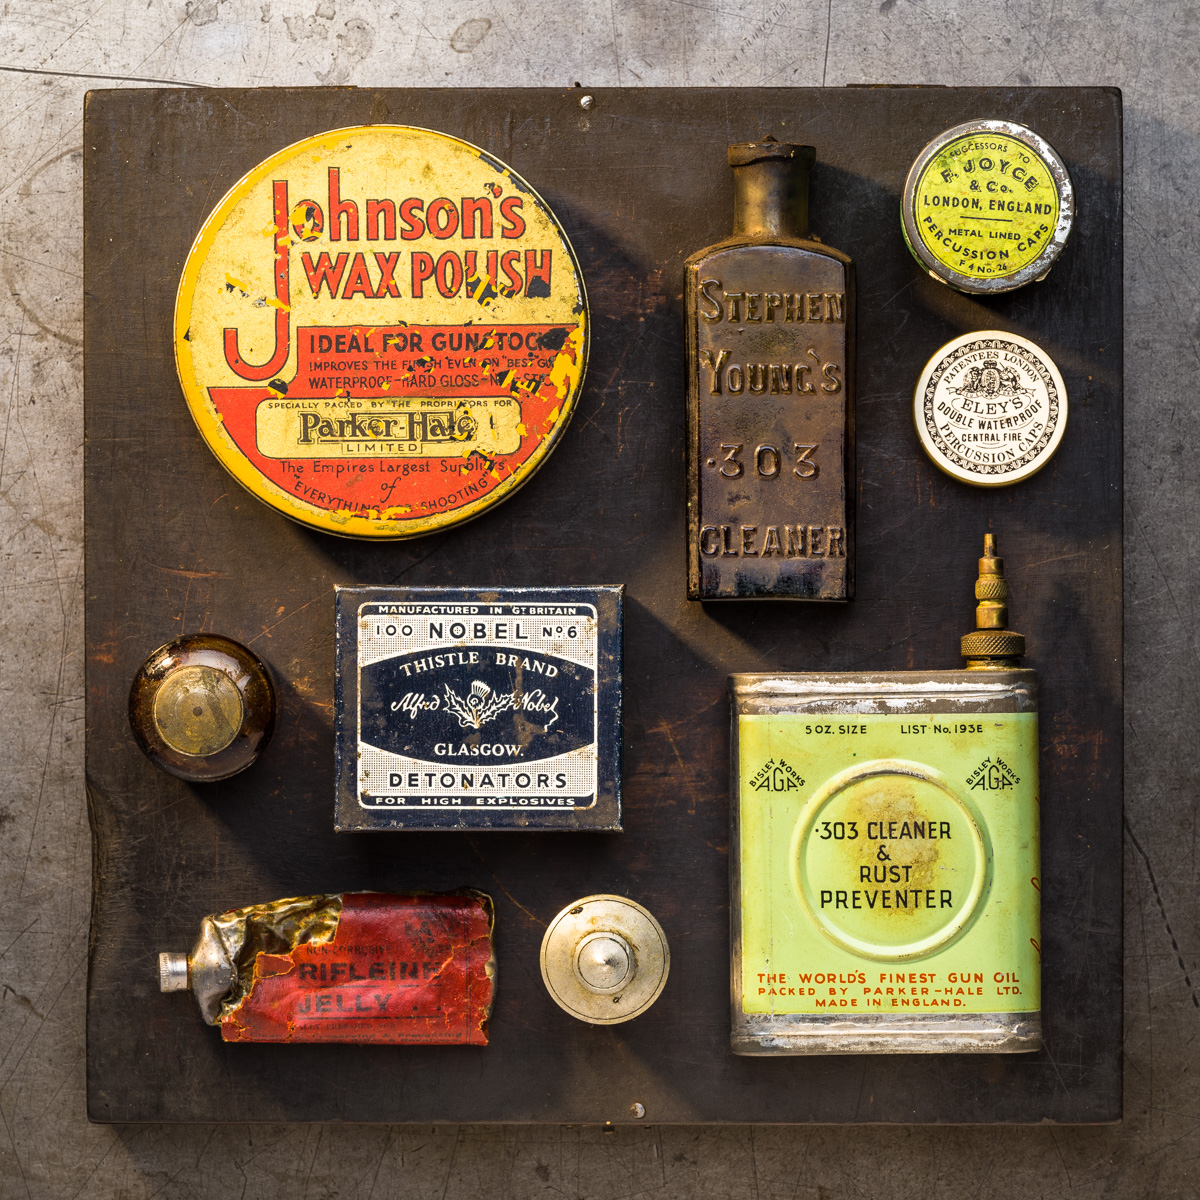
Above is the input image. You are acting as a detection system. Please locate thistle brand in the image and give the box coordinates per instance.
[175,126,588,539]
[335,586,623,831]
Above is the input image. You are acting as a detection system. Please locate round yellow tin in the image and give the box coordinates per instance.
[175,126,589,539]
[901,120,1073,294]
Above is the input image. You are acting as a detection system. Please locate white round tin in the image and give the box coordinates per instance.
[913,331,1068,487]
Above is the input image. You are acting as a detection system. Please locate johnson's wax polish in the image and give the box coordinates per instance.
[686,138,854,600]
[159,892,495,1044]
[728,535,1040,1054]
[174,126,588,540]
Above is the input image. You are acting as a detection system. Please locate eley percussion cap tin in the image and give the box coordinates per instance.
[901,120,1074,294]
[175,125,589,539]
[913,330,1068,487]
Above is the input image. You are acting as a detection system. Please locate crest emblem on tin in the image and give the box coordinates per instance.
[913,331,1068,487]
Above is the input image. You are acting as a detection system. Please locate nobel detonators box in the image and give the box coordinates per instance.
[335,586,622,831]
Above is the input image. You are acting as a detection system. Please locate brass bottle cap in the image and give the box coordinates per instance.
[540,895,669,1024]
[902,119,1074,294]
[129,634,275,781]
[961,534,1026,667]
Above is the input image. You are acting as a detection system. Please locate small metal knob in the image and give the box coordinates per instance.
[541,895,669,1025]
[129,634,275,781]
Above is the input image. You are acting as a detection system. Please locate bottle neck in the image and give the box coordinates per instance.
[732,156,812,239]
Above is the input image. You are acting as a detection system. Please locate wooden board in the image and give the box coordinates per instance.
[85,86,1122,1123]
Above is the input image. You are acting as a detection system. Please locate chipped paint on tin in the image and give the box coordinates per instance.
[334,586,623,831]
[175,126,589,539]
[901,120,1074,294]
[179,892,496,1044]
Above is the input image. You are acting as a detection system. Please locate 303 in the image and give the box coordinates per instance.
[711,442,819,479]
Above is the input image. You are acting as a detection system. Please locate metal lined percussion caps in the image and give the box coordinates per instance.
[902,120,1074,294]
[913,331,1068,487]
[540,895,669,1024]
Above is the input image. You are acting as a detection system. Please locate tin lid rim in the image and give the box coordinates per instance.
[901,118,1075,294]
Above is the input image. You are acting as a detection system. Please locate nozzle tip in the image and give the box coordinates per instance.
[984,532,997,556]
[159,952,189,993]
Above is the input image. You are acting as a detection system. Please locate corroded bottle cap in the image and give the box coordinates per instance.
[902,119,1073,294]
[728,138,814,168]
[129,634,275,781]
[540,895,669,1024]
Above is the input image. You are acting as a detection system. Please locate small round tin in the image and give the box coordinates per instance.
[913,331,1068,487]
[175,125,589,539]
[540,895,669,1025]
[902,120,1073,294]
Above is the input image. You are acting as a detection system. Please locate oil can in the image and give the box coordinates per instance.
[729,536,1040,1053]
[686,138,854,600]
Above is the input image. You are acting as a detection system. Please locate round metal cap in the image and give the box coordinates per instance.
[540,895,669,1025]
[913,331,1067,487]
[153,665,245,757]
[159,952,190,993]
[901,119,1074,294]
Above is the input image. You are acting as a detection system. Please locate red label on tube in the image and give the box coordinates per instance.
[220,892,494,1044]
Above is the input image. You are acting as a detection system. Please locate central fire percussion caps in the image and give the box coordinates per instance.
[175,125,589,539]
[913,330,1068,487]
[902,119,1074,294]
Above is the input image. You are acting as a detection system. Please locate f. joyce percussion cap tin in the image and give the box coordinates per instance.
[901,120,1074,294]
[174,125,589,539]
[913,331,1068,487]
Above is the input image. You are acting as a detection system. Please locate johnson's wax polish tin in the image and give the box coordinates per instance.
[728,536,1041,1054]
[334,586,622,831]
[174,126,588,539]
[159,891,495,1044]
[902,120,1074,294]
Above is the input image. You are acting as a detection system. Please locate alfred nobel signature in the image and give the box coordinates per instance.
[391,679,560,730]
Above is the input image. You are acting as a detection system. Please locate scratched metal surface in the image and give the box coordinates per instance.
[0,2,1192,1194]
[84,83,1121,1124]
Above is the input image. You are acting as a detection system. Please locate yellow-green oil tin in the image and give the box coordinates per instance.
[728,536,1041,1053]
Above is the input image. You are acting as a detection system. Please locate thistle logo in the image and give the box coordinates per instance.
[444,681,514,729]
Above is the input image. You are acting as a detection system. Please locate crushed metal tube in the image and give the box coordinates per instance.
[160,891,495,1044]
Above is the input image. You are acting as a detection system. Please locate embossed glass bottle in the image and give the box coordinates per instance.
[729,536,1041,1053]
[686,138,854,600]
